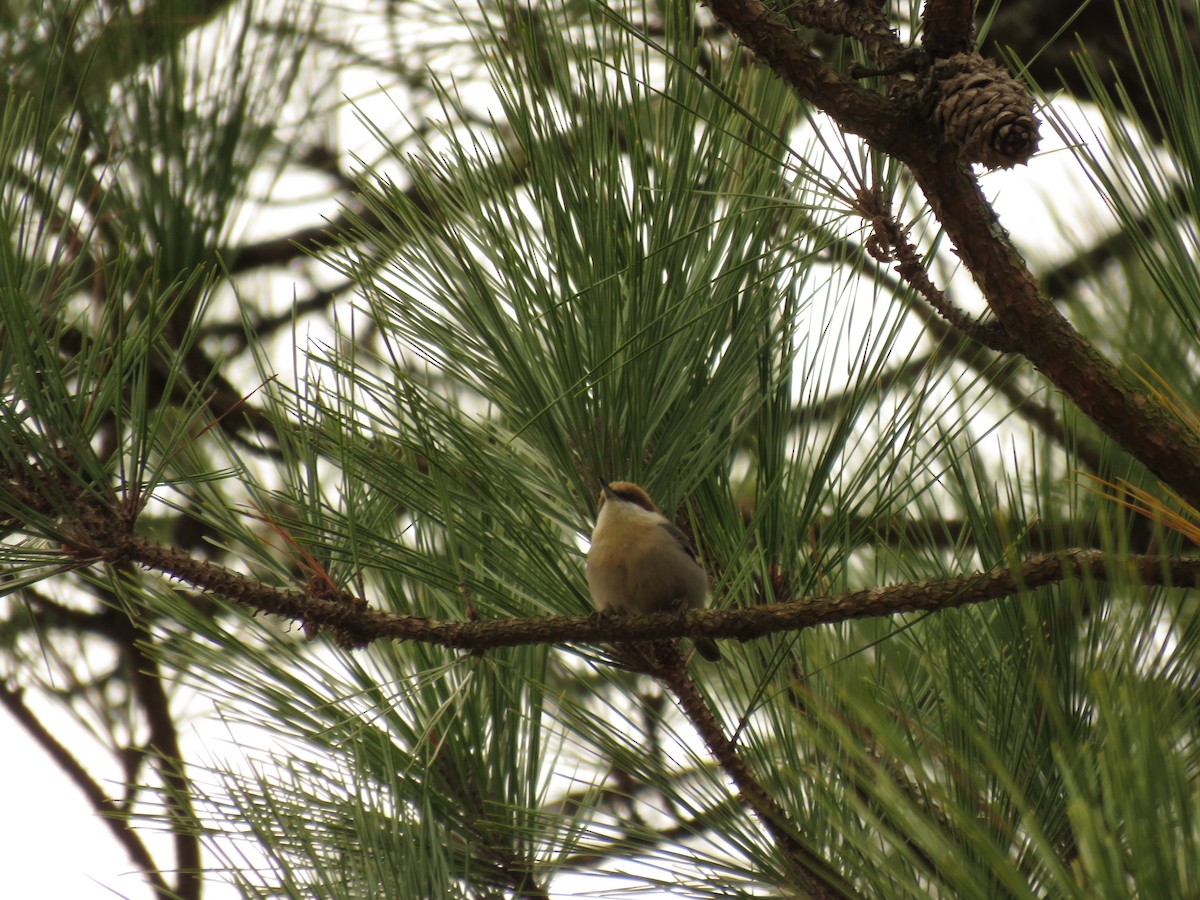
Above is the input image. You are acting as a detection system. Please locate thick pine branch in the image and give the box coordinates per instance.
[701,0,1200,510]
[12,457,1195,650]
[660,651,857,899]
[83,529,1200,652]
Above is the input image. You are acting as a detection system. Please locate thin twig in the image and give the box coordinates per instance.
[859,188,1017,352]
[655,646,857,898]
[0,682,172,898]
[120,612,202,900]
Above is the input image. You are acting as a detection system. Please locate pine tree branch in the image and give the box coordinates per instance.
[782,667,955,882]
[1037,181,1195,300]
[9,459,1196,651]
[904,146,1200,505]
[701,0,1200,512]
[859,187,1017,351]
[0,683,173,899]
[811,206,1107,473]
[780,0,901,72]
[104,531,1200,652]
[199,281,352,345]
[2,0,236,141]
[922,0,975,58]
[55,325,276,445]
[657,647,857,898]
[119,609,202,900]
[428,746,550,899]
[699,0,908,148]
[982,1,1199,143]
[12,585,131,640]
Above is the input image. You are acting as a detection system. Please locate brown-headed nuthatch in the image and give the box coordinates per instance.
[586,481,721,662]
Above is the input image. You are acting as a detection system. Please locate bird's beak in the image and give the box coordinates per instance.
[600,481,616,500]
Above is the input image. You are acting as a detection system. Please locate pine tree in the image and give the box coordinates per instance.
[3,2,1199,897]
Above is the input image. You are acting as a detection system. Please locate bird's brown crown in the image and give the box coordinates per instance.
[600,481,660,514]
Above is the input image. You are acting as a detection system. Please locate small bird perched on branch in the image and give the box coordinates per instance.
[586,481,721,662]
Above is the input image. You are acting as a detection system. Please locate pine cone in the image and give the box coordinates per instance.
[927,52,1040,169]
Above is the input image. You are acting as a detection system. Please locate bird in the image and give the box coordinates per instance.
[586,481,721,662]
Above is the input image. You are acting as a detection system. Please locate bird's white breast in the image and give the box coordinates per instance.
[587,501,708,615]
